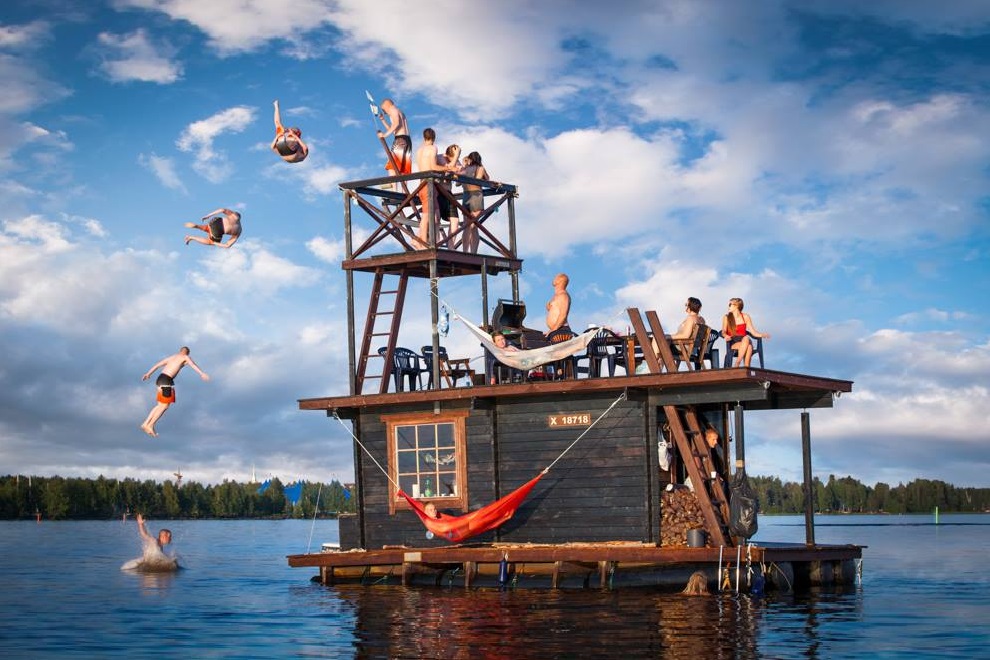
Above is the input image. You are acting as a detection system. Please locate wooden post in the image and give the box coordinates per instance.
[801,411,816,546]
[344,192,357,396]
[733,403,745,472]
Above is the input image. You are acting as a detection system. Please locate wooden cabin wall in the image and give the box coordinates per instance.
[348,393,660,549]
[494,393,653,544]
[353,402,499,549]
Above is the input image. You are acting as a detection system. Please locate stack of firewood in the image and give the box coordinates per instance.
[660,486,708,547]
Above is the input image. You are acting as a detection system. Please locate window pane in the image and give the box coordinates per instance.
[397,450,417,473]
[398,474,416,494]
[437,423,454,448]
[396,425,416,450]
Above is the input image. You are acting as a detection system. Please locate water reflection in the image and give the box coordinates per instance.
[332,585,786,659]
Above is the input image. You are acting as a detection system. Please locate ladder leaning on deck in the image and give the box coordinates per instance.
[355,269,409,394]
[628,308,733,547]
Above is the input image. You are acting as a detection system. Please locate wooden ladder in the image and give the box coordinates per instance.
[355,269,409,394]
[627,308,732,547]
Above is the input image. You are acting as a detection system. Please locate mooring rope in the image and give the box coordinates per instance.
[306,482,323,554]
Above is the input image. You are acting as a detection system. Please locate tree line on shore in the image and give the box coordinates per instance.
[748,474,990,515]
[0,473,987,520]
[0,475,355,520]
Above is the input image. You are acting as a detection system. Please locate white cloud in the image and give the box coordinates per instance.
[329,0,566,120]
[185,241,322,298]
[0,52,70,115]
[176,106,255,183]
[306,236,344,264]
[113,0,336,55]
[96,29,182,84]
[138,152,187,193]
[0,21,51,50]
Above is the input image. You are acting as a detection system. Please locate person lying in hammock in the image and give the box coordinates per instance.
[271,99,309,163]
[399,471,544,543]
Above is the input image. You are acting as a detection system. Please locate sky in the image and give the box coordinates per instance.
[1,0,988,490]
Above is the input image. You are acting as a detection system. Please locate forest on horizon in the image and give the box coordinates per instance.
[0,473,987,520]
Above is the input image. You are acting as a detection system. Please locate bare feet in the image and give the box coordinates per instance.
[184,222,197,229]
[184,236,192,245]
[140,424,157,438]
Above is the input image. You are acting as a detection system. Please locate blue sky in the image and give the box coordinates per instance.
[1,0,988,489]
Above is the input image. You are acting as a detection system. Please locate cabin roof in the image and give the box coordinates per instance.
[298,367,852,416]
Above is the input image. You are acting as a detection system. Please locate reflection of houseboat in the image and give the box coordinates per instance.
[288,170,862,591]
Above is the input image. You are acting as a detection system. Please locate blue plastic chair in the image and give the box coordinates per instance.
[575,328,618,377]
[378,346,429,391]
[722,331,764,368]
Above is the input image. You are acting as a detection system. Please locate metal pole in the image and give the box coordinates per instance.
[430,260,440,393]
[344,191,357,396]
[733,403,745,473]
[481,258,490,328]
[507,193,519,300]
[801,411,816,546]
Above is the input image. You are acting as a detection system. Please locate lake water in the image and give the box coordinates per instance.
[0,514,987,658]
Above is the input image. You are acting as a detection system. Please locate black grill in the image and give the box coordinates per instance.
[491,299,548,348]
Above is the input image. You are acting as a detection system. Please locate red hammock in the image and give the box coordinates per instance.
[397,471,546,543]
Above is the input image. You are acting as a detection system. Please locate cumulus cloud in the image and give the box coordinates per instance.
[0,20,51,50]
[176,106,255,183]
[0,52,70,115]
[96,29,182,84]
[0,211,350,484]
[138,152,187,193]
[112,0,336,56]
[185,240,322,298]
[306,235,345,264]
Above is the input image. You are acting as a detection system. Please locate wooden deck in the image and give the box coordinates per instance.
[287,541,863,590]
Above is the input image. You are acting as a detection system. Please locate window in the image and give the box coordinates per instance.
[384,411,468,514]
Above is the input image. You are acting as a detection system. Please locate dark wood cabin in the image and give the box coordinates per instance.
[290,170,861,590]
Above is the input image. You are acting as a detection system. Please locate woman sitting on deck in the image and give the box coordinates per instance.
[721,298,770,368]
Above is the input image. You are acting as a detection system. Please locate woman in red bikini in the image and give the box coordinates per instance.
[721,297,770,367]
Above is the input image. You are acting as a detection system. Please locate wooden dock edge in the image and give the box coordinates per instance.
[288,542,863,592]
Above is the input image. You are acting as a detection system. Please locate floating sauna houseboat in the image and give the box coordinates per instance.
[288,170,862,591]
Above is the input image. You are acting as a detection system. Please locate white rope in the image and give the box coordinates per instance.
[306,482,323,554]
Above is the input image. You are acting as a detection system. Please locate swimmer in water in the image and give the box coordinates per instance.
[122,514,177,571]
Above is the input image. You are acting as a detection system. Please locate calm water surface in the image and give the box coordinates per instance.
[0,514,987,658]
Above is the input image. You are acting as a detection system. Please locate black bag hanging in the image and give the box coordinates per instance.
[729,469,759,538]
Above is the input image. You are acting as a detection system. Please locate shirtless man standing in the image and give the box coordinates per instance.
[140,346,209,437]
[184,207,242,249]
[377,98,412,174]
[545,273,572,335]
[414,128,459,248]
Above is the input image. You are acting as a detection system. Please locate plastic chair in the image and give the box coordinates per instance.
[378,346,428,391]
[545,327,577,379]
[722,332,764,368]
[701,327,721,369]
[575,328,618,378]
[422,346,475,388]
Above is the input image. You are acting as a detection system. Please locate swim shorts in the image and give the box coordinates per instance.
[155,373,176,404]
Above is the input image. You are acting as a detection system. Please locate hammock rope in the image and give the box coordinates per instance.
[331,391,626,542]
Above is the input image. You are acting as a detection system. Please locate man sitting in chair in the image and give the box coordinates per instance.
[670,297,706,340]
